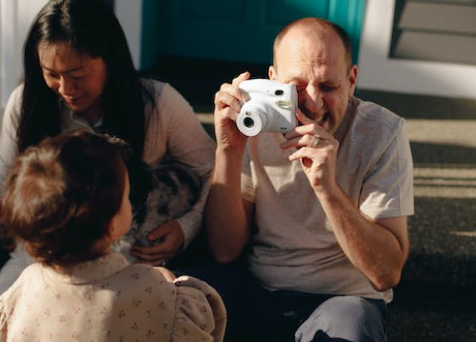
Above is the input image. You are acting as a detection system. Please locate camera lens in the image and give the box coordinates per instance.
[275,89,284,95]
[243,117,254,128]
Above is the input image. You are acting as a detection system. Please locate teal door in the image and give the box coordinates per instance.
[141,0,366,70]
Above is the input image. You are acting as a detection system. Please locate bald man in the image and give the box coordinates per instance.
[203,18,413,342]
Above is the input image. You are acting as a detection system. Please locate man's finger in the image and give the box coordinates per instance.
[232,71,251,86]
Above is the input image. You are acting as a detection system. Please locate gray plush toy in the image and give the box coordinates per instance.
[112,161,201,262]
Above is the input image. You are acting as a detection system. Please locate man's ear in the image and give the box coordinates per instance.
[348,65,358,97]
[268,65,277,80]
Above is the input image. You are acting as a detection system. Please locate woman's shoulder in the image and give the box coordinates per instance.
[141,78,188,105]
[10,83,24,98]
[141,77,165,93]
[4,84,24,113]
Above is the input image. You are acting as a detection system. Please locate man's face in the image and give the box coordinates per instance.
[269,26,357,134]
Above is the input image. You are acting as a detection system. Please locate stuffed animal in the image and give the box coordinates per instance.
[112,159,202,262]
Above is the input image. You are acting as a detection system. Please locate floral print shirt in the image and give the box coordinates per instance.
[0,253,226,342]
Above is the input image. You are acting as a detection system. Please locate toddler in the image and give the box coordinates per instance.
[0,130,225,341]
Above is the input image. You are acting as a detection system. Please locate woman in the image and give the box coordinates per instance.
[0,0,215,293]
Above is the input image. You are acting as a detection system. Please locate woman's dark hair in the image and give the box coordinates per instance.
[0,130,130,268]
[19,0,153,158]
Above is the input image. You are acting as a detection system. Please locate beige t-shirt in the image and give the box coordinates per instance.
[0,253,226,342]
[241,97,414,302]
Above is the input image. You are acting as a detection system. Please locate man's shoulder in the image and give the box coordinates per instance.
[350,97,406,140]
[354,97,404,128]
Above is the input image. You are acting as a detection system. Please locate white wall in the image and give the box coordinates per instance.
[114,0,142,70]
[357,0,476,100]
[0,0,48,108]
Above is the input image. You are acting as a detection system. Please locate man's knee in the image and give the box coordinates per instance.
[295,296,387,342]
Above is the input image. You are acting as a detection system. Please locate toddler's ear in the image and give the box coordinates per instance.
[107,219,119,241]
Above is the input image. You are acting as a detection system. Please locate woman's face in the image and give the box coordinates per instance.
[38,42,107,113]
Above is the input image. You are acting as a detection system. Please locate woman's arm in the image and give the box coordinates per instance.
[134,82,215,264]
[0,85,23,195]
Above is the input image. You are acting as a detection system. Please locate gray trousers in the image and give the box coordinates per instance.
[177,262,387,342]
[295,295,387,342]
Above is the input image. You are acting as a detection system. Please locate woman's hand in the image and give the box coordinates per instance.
[130,220,184,266]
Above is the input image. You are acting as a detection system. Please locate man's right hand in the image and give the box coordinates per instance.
[206,72,254,263]
[213,71,251,151]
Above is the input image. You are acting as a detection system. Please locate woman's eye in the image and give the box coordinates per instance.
[71,74,86,80]
[46,72,59,79]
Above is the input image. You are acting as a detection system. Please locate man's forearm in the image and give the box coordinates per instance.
[318,186,409,291]
[205,149,250,263]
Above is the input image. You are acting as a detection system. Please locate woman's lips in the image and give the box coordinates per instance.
[64,96,82,106]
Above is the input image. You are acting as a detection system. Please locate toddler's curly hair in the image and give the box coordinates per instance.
[0,129,129,268]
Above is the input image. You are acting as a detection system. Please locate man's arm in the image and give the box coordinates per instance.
[205,71,254,263]
[319,186,409,291]
[205,149,254,263]
[284,109,410,291]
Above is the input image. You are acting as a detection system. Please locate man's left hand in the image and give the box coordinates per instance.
[281,109,340,195]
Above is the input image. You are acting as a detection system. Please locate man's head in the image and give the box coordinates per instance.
[269,18,358,134]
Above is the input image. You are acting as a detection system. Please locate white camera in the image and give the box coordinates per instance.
[236,79,297,136]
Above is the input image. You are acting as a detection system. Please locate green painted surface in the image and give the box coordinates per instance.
[141,0,366,70]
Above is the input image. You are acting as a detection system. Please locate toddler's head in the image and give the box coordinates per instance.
[0,130,131,268]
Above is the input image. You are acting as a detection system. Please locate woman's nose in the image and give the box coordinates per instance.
[58,77,77,97]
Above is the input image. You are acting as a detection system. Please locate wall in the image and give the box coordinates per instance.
[114,0,142,69]
[390,0,476,65]
[357,0,476,99]
[0,0,48,108]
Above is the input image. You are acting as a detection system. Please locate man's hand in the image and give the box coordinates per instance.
[213,71,251,150]
[130,220,184,266]
[281,109,340,195]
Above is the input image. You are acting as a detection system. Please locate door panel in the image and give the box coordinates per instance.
[141,0,366,69]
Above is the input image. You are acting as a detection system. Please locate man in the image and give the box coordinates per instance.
[205,17,413,342]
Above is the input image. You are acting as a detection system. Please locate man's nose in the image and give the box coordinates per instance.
[301,85,323,110]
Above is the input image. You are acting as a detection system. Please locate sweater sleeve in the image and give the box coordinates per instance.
[0,85,22,195]
[144,82,216,249]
